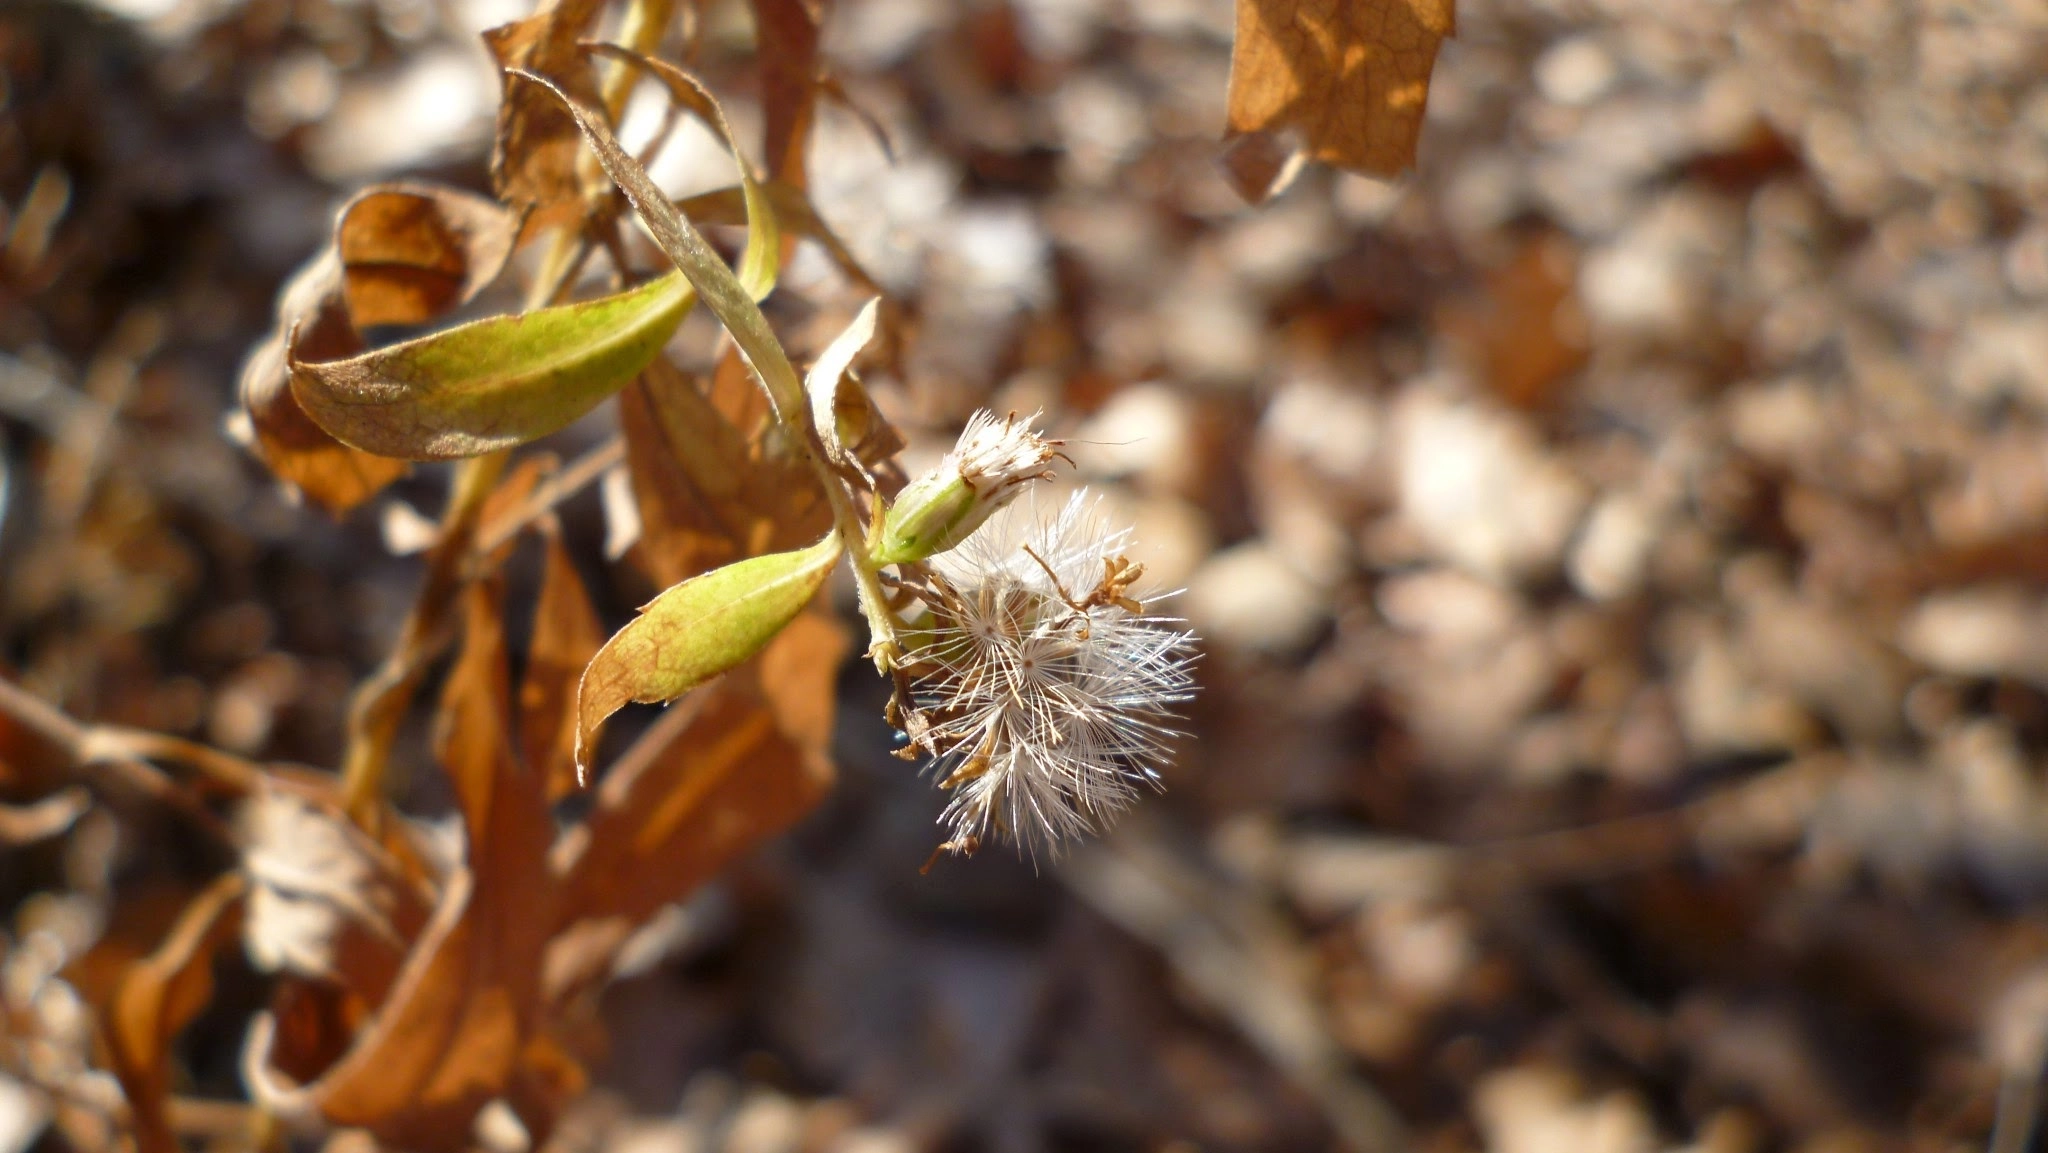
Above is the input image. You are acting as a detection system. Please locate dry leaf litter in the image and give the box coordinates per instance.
[2,0,2047,1151]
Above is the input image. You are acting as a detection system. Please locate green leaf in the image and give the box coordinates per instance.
[510,69,807,423]
[290,271,695,461]
[580,43,783,303]
[575,531,842,776]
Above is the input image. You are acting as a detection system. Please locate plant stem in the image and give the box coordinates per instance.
[0,675,236,842]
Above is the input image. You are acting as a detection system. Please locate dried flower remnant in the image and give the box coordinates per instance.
[871,410,1066,566]
[903,492,1197,858]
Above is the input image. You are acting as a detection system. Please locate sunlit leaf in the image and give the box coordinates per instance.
[1226,0,1455,193]
[290,272,695,461]
[575,531,842,772]
[577,44,782,302]
[807,296,881,472]
[510,70,806,421]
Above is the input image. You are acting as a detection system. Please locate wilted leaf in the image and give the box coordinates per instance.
[520,526,607,800]
[247,581,555,1148]
[239,777,433,1005]
[240,254,408,513]
[545,612,844,1003]
[807,296,881,472]
[510,70,806,420]
[485,0,607,224]
[620,353,823,588]
[1226,0,1455,188]
[240,185,524,510]
[290,271,695,460]
[105,873,247,1153]
[576,45,782,302]
[336,185,525,329]
[751,0,823,186]
[575,531,843,771]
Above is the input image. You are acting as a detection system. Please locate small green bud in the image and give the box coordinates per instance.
[871,411,1060,566]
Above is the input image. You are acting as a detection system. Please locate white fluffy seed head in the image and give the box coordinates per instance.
[906,490,1197,857]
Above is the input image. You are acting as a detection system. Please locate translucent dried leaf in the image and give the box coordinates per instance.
[289,272,695,461]
[484,0,607,223]
[575,532,842,773]
[336,185,524,329]
[619,353,822,588]
[1226,0,1455,187]
[807,297,882,473]
[239,254,408,513]
[105,874,246,1153]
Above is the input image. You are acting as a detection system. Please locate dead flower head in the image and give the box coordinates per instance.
[905,490,1196,857]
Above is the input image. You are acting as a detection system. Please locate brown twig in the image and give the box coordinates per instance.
[0,676,234,843]
[473,434,627,557]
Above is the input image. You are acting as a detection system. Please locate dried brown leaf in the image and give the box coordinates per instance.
[336,185,524,329]
[248,580,555,1147]
[240,185,523,510]
[751,0,823,186]
[520,526,607,800]
[619,353,825,588]
[1225,0,1455,188]
[239,778,433,1005]
[106,873,247,1153]
[485,0,607,223]
[544,612,844,1003]
[239,254,408,514]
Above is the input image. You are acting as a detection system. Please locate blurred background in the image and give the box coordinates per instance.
[5,0,2048,1149]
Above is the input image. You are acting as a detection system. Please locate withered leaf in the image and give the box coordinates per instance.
[241,185,523,510]
[485,0,607,224]
[807,296,882,474]
[519,525,608,800]
[240,253,408,514]
[247,580,555,1148]
[106,873,247,1153]
[750,0,823,186]
[290,272,695,461]
[574,531,843,774]
[545,612,844,1003]
[239,777,433,1006]
[336,185,524,329]
[1225,0,1455,188]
